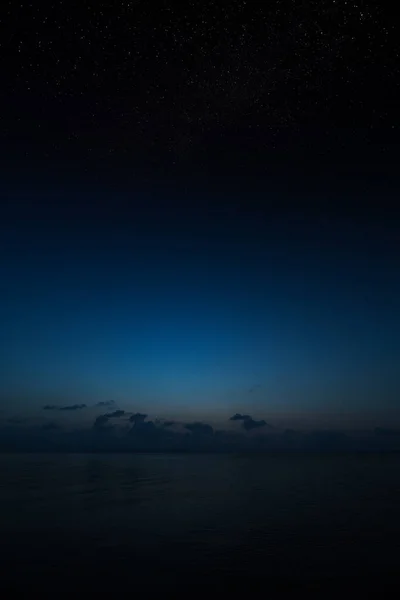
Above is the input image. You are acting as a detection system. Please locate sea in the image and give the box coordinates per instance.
[1,452,399,597]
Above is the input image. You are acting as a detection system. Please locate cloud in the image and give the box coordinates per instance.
[249,384,262,393]
[230,413,271,431]
[129,413,148,424]
[93,410,125,430]
[43,404,87,411]
[104,410,125,418]
[130,420,157,433]
[95,400,116,407]
[230,413,251,421]
[242,418,267,431]
[5,405,400,454]
[93,414,111,430]
[125,413,160,442]
[1,416,399,453]
[185,422,214,436]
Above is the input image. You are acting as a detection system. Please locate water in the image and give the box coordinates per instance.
[1,453,400,594]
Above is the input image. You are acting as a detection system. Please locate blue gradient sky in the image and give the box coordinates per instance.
[1,183,399,429]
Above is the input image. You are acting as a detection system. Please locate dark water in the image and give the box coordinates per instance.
[1,453,400,596]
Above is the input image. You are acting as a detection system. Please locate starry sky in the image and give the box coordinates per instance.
[1,0,398,175]
[0,1,399,443]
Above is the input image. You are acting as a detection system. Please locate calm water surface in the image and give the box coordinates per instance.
[1,453,399,590]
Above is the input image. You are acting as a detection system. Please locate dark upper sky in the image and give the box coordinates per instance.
[0,0,398,178]
[0,1,399,438]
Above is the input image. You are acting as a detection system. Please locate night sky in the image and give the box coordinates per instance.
[0,1,399,449]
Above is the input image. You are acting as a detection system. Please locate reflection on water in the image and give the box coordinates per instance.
[1,453,400,582]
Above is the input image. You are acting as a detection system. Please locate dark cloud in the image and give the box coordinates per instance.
[126,418,169,452]
[95,400,116,407]
[104,410,125,418]
[130,420,156,433]
[242,418,267,431]
[129,413,148,424]
[127,413,159,440]
[230,413,271,431]
[249,385,262,393]
[93,414,111,430]
[1,419,399,453]
[185,422,214,436]
[92,410,125,431]
[230,413,251,421]
[4,407,400,453]
[284,429,300,436]
[43,403,87,411]
[243,419,267,431]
